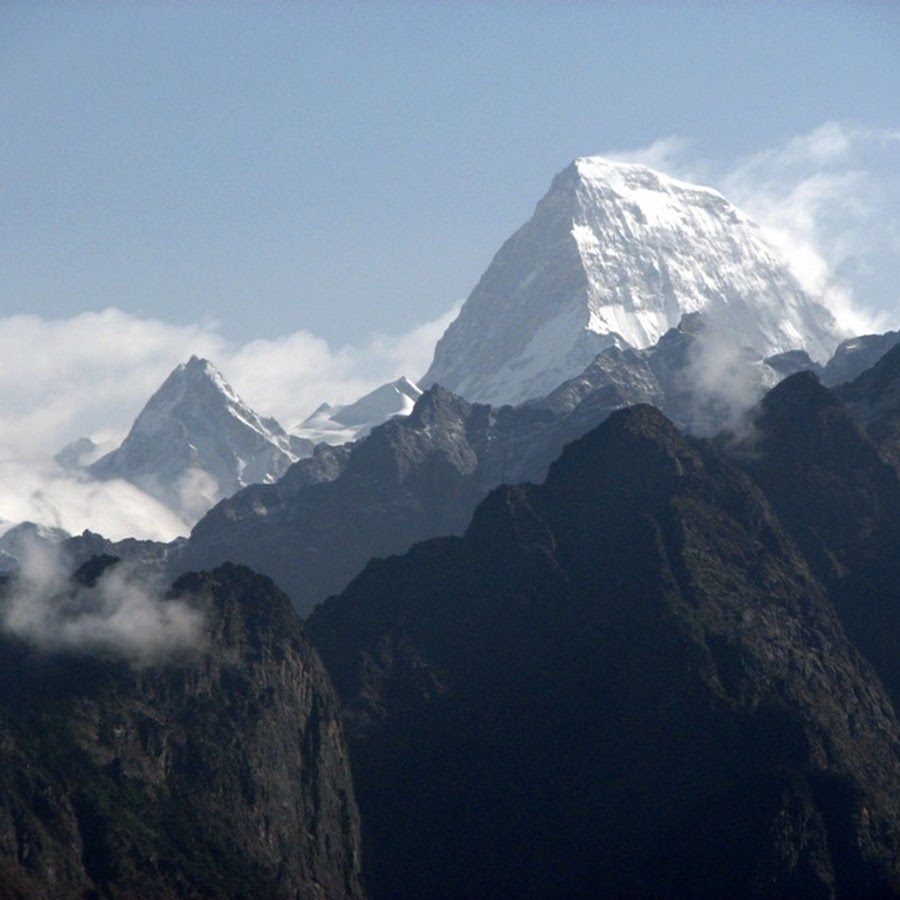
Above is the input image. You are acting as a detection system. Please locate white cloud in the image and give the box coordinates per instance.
[0,304,456,541]
[0,540,206,666]
[0,460,188,541]
[603,135,700,180]
[717,123,900,337]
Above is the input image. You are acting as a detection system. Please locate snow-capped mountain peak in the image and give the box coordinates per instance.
[296,376,423,445]
[421,155,844,406]
[89,356,310,523]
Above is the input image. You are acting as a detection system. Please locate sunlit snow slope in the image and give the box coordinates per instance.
[421,157,843,406]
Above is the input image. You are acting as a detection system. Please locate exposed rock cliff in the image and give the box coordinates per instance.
[0,561,364,899]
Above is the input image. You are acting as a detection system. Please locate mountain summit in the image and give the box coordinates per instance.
[90,356,310,522]
[422,156,843,406]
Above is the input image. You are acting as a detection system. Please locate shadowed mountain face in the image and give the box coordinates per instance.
[159,321,816,617]
[308,404,900,900]
[173,384,634,616]
[0,562,364,899]
[55,324,900,629]
[725,364,900,711]
[837,341,900,473]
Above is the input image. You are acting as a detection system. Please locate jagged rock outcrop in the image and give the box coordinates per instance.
[836,341,900,472]
[823,330,900,386]
[537,312,822,436]
[724,364,900,710]
[0,562,364,899]
[308,405,900,899]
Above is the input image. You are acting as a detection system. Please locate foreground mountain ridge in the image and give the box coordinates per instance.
[5,150,900,899]
[8,345,900,896]
[309,389,900,898]
[0,562,364,898]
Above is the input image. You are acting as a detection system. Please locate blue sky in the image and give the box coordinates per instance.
[0,1,898,539]
[3,1,898,346]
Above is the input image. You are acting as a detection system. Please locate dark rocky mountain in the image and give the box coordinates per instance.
[169,383,629,616]
[836,340,900,472]
[10,338,900,897]
[723,369,900,584]
[721,369,900,707]
[157,317,815,615]
[823,330,900,387]
[0,561,364,898]
[308,403,900,899]
[54,322,895,622]
[43,322,900,635]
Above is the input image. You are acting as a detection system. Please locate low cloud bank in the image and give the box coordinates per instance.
[0,459,189,542]
[0,540,205,666]
[0,305,457,541]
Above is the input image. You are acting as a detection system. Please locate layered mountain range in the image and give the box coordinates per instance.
[46,156,859,537]
[309,372,900,898]
[4,155,900,897]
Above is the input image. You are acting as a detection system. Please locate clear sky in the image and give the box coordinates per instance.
[0,1,899,540]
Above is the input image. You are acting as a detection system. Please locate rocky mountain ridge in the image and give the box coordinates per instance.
[308,387,900,898]
[46,326,900,621]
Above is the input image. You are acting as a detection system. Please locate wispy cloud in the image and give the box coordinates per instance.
[0,540,205,666]
[718,123,900,337]
[0,305,456,540]
[608,122,900,337]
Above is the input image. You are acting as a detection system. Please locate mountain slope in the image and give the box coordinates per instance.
[422,156,842,406]
[724,363,900,710]
[172,381,643,616]
[90,357,311,522]
[308,405,900,899]
[0,561,364,898]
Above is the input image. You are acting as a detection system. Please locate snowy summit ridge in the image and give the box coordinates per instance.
[422,156,844,406]
[90,356,310,523]
[296,376,423,445]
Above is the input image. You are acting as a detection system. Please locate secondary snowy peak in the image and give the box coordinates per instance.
[90,356,309,523]
[296,376,423,445]
[421,156,844,406]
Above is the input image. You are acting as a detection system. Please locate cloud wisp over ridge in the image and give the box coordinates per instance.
[0,541,205,667]
[608,122,900,337]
